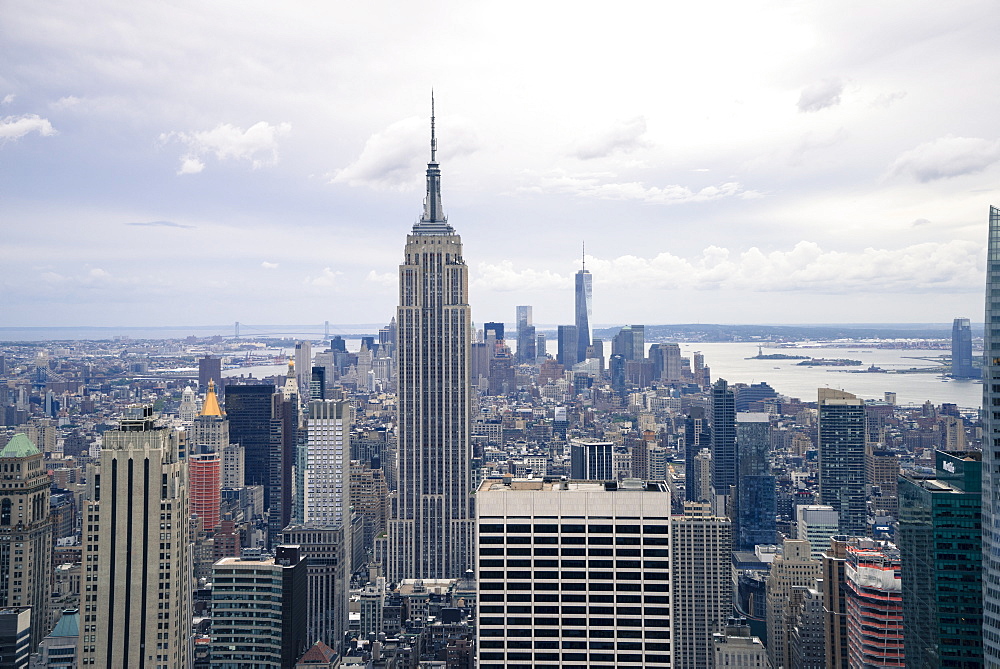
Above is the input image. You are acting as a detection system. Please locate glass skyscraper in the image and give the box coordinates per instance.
[951,317,974,378]
[817,388,867,535]
[574,260,592,362]
[982,205,1000,662]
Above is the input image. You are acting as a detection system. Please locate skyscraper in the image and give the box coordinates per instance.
[985,205,1000,663]
[0,434,52,651]
[951,317,974,378]
[515,305,535,364]
[557,324,579,367]
[80,408,191,668]
[198,354,222,393]
[574,248,592,363]
[817,388,866,534]
[735,412,776,549]
[710,378,736,510]
[226,384,275,490]
[389,98,474,582]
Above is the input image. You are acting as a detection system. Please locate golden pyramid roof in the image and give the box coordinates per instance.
[201,379,224,417]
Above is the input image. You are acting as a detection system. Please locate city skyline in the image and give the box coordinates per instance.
[3,1,999,327]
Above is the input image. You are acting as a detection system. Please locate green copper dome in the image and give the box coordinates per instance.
[0,433,41,458]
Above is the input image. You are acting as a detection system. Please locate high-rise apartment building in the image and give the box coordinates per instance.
[684,406,711,502]
[817,389,866,534]
[951,317,974,378]
[388,102,474,581]
[0,434,52,651]
[735,412,775,550]
[984,205,1000,662]
[476,478,672,668]
[711,379,736,511]
[574,255,592,363]
[766,538,822,669]
[295,340,313,393]
[211,545,307,668]
[80,409,191,669]
[672,501,732,668]
[188,452,221,532]
[821,535,850,669]
[898,450,982,667]
[304,399,351,526]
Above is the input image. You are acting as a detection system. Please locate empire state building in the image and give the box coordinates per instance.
[388,100,474,581]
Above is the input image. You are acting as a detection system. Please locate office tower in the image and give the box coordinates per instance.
[821,535,850,669]
[713,618,770,668]
[683,406,711,501]
[211,545,308,667]
[221,444,245,488]
[281,525,348,653]
[951,317,974,378]
[658,343,682,383]
[0,434,52,651]
[556,324,579,367]
[788,587,825,669]
[609,353,626,397]
[569,439,613,480]
[536,332,547,359]
[295,340,313,392]
[483,321,504,341]
[611,324,644,361]
[515,306,535,363]
[710,379,736,511]
[304,400,351,526]
[795,505,839,557]
[198,354,222,393]
[36,609,79,668]
[843,539,904,667]
[898,450,982,667]
[817,388,866,534]
[692,448,713,503]
[672,501,733,669]
[190,379,228,453]
[766,539,822,669]
[574,252,592,363]
[80,409,191,669]
[986,205,1000,663]
[226,384,276,489]
[0,609,30,668]
[178,386,197,421]
[268,368,300,545]
[310,366,326,400]
[189,452,221,532]
[735,412,776,549]
[350,461,389,556]
[477,479,672,669]
[389,101,474,582]
[866,447,900,516]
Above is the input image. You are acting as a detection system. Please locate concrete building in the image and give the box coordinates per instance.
[303,400,351,526]
[80,409,191,669]
[569,439,613,480]
[189,380,228,453]
[844,539,904,667]
[0,608,30,669]
[795,505,839,558]
[713,618,771,668]
[211,546,308,668]
[388,104,474,581]
[765,539,822,669]
[788,588,824,669]
[280,524,349,652]
[35,608,78,668]
[820,535,850,669]
[188,452,221,532]
[672,501,732,668]
[477,478,672,668]
[0,434,52,651]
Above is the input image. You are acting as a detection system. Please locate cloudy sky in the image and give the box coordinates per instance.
[3,1,998,328]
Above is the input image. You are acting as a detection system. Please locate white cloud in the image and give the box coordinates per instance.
[574,117,650,160]
[162,121,291,174]
[523,171,761,204]
[0,114,56,141]
[261,261,279,270]
[2,94,14,105]
[332,115,479,190]
[797,78,845,112]
[304,267,342,288]
[51,95,80,109]
[476,241,982,296]
[365,270,395,287]
[889,135,1000,182]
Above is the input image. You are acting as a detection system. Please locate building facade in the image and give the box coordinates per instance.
[80,409,191,668]
[951,317,974,378]
[817,389,866,534]
[574,262,592,363]
[476,479,672,669]
[389,104,474,581]
[984,204,1000,663]
[844,539,904,668]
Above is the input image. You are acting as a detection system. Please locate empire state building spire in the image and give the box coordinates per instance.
[415,91,453,235]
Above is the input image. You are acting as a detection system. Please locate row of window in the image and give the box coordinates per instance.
[480,583,668,599]
[481,523,668,533]
[480,651,670,664]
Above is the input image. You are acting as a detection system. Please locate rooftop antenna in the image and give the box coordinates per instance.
[430,89,437,162]
[582,241,586,271]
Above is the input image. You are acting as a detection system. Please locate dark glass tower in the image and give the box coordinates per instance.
[557,324,579,367]
[898,450,982,667]
[735,413,776,549]
[817,389,866,534]
[710,379,737,504]
[388,98,474,581]
[951,317,974,378]
[226,384,276,491]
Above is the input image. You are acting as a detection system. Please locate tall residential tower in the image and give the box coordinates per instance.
[388,98,474,581]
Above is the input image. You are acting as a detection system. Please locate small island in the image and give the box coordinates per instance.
[746,346,810,360]
[796,358,863,367]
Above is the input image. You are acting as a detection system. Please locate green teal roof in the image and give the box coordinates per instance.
[48,610,79,638]
[0,434,40,458]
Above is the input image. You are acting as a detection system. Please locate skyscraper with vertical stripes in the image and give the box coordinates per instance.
[982,205,1000,662]
[388,97,474,581]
